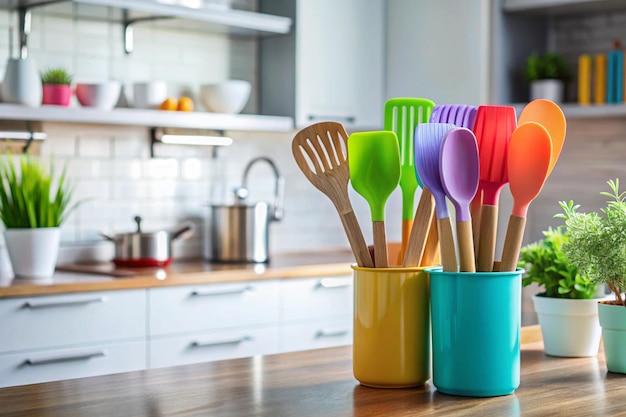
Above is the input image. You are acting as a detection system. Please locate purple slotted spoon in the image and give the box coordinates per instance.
[414,122,457,272]
[439,128,480,272]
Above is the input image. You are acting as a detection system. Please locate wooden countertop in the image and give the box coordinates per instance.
[0,250,354,298]
[0,328,622,417]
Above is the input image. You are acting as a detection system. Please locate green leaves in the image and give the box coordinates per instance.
[0,154,77,228]
[40,68,73,85]
[518,226,596,299]
[524,52,572,82]
[557,179,626,307]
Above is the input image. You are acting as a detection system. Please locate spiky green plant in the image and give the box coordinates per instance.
[40,68,73,85]
[556,179,626,307]
[0,154,79,228]
[525,52,572,82]
[518,226,597,299]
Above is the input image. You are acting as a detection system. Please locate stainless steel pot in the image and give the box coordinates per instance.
[102,216,194,267]
[206,157,284,263]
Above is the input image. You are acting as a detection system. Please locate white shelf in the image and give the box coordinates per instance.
[503,0,626,14]
[0,0,292,37]
[513,102,626,119]
[0,104,294,132]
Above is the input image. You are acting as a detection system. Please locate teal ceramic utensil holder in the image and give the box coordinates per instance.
[428,267,523,397]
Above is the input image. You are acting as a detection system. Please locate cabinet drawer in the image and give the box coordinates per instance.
[149,281,280,336]
[281,319,352,353]
[0,290,146,353]
[148,326,279,368]
[0,340,146,388]
[282,276,353,322]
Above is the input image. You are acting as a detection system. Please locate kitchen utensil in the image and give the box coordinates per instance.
[201,80,251,114]
[473,105,517,272]
[499,122,552,272]
[440,127,480,272]
[383,97,435,263]
[76,81,122,110]
[348,131,401,268]
[518,98,566,174]
[415,123,457,272]
[102,216,194,267]
[208,156,284,264]
[430,104,480,251]
[291,122,373,268]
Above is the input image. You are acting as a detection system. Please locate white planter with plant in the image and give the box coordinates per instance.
[519,226,605,357]
[0,155,78,279]
[525,52,571,103]
[558,179,626,374]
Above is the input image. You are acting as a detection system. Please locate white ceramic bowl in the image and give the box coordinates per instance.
[200,80,251,114]
[76,81,122,110]
[132,81,168,109]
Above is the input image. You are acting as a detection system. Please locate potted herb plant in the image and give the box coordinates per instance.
[519,226,606,357]
[557,178,626,374]
[0,154,79,279]
[525,52,572,103]
[41,67,73,106]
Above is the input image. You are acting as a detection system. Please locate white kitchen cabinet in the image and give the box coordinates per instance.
[0,340,146,388]
[281,319,352,353]
[260,0,385,129]
[0,290,146,353]
[148,281,280,336]
[149,325,280,368]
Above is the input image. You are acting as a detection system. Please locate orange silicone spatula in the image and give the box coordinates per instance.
[518,99,566,174]
[499,122,552,272]
[472,105,517,272]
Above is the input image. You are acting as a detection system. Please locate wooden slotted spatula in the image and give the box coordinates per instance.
[292,122,374,268]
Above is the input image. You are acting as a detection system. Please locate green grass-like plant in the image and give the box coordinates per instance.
[525,52,572,82]
[518,226,597,299]
[40,68,73,85]
[557,179,626,307]
[0,154,78,228]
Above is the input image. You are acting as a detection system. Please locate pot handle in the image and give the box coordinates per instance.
[101,229,116,241]
[170,222,195,241]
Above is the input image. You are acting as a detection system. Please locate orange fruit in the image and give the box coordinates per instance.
[159,97,178,111]
[177,96,194,112]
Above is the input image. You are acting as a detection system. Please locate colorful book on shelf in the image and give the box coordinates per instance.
[578,54,591,105]
[594,53,607,104]
[607,49,624,104]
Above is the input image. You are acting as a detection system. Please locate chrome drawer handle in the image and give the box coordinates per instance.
[307,115,356,124]
[23,296,108,309]
[25,349,108,365]
[316,329,349,338]
[190,285,253,297]
[316,278,352,289]
[190,336,252,347]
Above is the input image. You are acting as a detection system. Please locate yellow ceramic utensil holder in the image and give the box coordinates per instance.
[352,265,430,388]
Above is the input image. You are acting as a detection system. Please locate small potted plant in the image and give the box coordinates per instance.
[525,52,572,103]
[41,67,73,106]
[0,154,79,279]
[519,226,606,357]
[557,178,626,374]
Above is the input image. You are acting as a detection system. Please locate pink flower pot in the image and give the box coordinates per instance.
[42,84,72,106]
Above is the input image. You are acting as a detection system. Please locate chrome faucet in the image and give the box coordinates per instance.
[233,156,284,221]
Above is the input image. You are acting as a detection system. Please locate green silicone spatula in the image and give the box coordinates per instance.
[348,131,401,268]
[384,98,435,263]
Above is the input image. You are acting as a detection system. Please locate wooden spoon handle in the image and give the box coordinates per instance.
[438,217,458,272]
[403,189,435,267]
[340,210,374,268]
[470,192,482,259]
[373,221,388,268]
[499,215,526,272]
[397,219,413,266]
[420,216,440,267]
[456,220,476,272]
[476,204,498,272]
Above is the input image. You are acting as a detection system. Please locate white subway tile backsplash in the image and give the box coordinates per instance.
[143,158,179,179]
[77,135,112,157]
[41,135,77,157]
[110,159,143,179]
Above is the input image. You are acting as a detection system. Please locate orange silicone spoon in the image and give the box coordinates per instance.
[518,99,566,174]
[499,122,552,272]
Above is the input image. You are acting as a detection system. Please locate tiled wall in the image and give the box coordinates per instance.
[0,6,400,262]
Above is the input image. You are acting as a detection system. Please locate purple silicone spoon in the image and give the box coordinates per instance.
[430,104,478,130]
[440,128,480,272]
[414,122,457,272]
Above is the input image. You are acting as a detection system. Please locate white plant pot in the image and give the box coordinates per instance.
[533,294,604,357]
[598,301,626,374]
[530,79,564,103]
[4,228,61,279]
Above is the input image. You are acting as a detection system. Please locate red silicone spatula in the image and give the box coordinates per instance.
[472,105,517,272]
[499,122,552,272]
